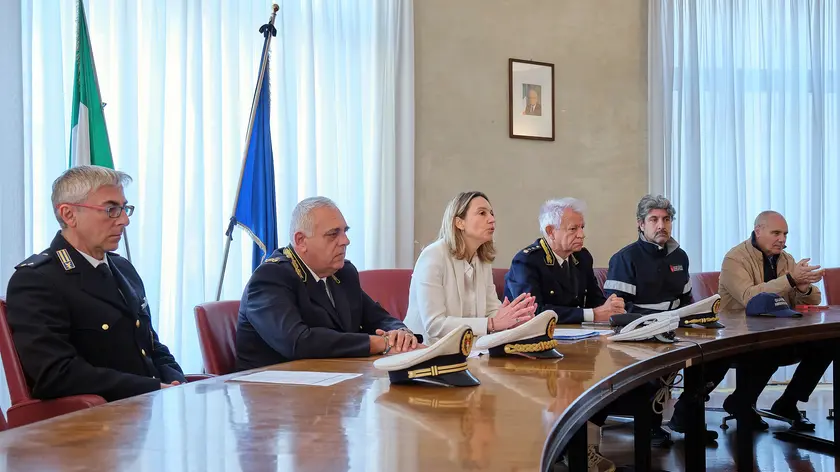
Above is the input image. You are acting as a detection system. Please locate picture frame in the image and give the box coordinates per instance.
[509,58,555,141]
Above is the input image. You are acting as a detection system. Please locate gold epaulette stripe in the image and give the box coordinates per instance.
[503,339,559,354]
[407,362,469,379]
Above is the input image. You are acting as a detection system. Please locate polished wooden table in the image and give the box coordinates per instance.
[0,310,837,472]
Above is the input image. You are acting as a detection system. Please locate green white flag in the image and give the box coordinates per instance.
[68,0,113,169]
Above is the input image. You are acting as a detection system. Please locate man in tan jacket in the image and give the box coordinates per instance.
[715,210,830,431]
[719,211,823,310]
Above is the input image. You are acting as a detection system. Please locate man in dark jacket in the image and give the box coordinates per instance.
[505,197,624,324]
[235,196,420,371]
[6,166,185,402]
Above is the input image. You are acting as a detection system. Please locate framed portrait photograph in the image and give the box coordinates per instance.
[509,58,555,141]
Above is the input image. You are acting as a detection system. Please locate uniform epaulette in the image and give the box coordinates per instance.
[521,243,541,255]
[15,252,52,270]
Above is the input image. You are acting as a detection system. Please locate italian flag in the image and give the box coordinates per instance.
[68,0,113,169]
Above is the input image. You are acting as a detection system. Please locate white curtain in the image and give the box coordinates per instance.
[13,0,414,377]
[650,0,838,384]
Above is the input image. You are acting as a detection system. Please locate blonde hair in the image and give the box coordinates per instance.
[438,191,496,263]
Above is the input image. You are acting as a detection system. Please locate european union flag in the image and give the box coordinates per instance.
[234,42,277,271]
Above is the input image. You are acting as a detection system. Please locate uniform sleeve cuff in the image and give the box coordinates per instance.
[583,309,594,322]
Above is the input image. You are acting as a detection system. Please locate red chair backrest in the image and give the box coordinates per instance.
[358,269,413,321]
[823,267,840,305]
[492,268,507,301]
[0,298,34,405]
[690,271,720,301]
[194,300,240,375]
[593,268,608,292]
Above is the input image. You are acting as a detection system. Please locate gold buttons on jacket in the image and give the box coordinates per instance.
[136,320,140,328]
[141,349,147,356]
[101,324,109,331]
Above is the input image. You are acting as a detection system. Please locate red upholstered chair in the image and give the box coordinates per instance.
[593,268,608,293]
[690,271,720,302]
[194,300,241,375]
[823,268,840,305]
[492,268,507,301]
[0,298,107,428]
[358,269,413,321]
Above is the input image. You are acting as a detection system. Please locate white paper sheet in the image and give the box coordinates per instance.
[552,329,613,340]
[231,370,362,387]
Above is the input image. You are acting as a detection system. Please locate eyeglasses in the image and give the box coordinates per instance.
[62,203,135,218]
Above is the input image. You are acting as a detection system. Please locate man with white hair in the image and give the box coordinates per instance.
[235,196,420,370]
[504,197,627,469]
[505,197,624,324]
[6,165,186,402]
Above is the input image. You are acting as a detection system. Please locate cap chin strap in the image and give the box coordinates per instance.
[610,313,681,342]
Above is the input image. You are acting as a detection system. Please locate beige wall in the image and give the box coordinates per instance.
[414,0,648,268]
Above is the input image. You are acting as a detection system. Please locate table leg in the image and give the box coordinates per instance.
[683,364,706,472]
[634,394,652,472]
[567,424,588,472]
[834,359,838,454]
[735,367,754,471]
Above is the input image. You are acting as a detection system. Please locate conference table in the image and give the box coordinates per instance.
[0,310,838,472]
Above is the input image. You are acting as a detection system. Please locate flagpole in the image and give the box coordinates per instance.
[215,4,279,301]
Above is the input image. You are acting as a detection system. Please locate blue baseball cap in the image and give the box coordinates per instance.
[745,293,802,318]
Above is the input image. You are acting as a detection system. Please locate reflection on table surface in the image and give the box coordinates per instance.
[1,308,839,471]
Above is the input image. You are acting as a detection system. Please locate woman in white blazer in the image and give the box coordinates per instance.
[404,191,536,344]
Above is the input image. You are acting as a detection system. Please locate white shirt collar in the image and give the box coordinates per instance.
[550,247,569,265]
[78,250,108,269]
[298,255,324,283]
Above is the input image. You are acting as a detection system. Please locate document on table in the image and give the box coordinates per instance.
[231,370,362,387]
[553,329,613,340]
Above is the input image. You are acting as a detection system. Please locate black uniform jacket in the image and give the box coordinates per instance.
[504,238,607,324]
[235,246,408,371]
[6,232,185,402]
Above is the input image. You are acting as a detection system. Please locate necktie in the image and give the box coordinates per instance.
[97,263,113,278]
[98,263,126,303]
[320,280,335,307]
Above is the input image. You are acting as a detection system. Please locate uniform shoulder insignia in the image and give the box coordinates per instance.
[521,243,540,255]
[15,252,52,270]
[281,247,308,282]
[264,256,284,263]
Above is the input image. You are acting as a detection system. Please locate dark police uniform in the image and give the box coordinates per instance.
[504,238,606,324]
[5,232,185,402]
[235,245,409,371]
[604,235,692,314]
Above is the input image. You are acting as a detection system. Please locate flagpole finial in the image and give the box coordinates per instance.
[272,4,279,13]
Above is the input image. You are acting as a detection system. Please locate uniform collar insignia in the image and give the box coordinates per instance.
[282,246,308,282]
[56,248,75,271]
[538,238,554,266]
